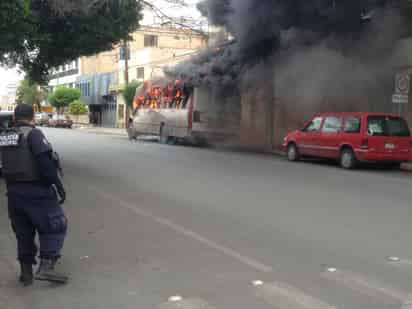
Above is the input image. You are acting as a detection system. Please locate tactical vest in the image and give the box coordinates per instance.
[1,126,42,182]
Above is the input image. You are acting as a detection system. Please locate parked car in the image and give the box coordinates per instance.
[0,111,14,174]
[35,112,50,126]
[283,112,412,169]
[48,114,73,129]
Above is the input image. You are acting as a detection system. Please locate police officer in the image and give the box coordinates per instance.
[0,104,68,286]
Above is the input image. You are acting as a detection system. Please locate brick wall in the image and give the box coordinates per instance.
[240,93,385,151]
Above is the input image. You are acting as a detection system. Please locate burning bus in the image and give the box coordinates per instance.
[128,79,240,145]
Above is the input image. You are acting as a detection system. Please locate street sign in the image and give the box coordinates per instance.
[392,94,409,104]
[395,73,410,94]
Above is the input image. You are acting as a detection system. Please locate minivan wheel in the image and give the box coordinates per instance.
[287,143,299,162]
[340,148,356,169]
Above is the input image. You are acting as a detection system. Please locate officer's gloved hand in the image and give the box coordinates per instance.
[57,185,66,205]
[53,183,66,205]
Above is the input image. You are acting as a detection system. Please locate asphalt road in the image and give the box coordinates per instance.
[1,128,412,309]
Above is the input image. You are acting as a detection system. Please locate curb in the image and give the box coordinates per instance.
[83,130,127,137]
[74,127,127,137]
[271,150,412,172]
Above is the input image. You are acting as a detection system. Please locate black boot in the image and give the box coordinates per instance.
[34,259,69,284]
[19,263,33,286]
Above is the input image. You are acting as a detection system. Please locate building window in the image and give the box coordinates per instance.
[137,67,144,80]
[119,46,130,60]
[78,82,91,97]
[144,35,158,47]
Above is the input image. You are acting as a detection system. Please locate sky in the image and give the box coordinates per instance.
[0,0,202,95]
[141,0,204,28]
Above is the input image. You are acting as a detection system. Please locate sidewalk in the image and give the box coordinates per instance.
[74,125,128,137]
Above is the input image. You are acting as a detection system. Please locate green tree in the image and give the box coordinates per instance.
[48,86,80,112]
[69,100,88,115]
[16,78,46,111]
[0,1,32,66]
[0,0,143,83]
[122,80,141,108]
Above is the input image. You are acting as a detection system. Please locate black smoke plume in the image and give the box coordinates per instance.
[167,0,412,106]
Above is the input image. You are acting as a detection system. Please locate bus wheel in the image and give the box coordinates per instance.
[159,125,168,144]
[159,135,168,144]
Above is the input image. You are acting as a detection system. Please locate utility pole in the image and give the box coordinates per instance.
[123,39,130,129]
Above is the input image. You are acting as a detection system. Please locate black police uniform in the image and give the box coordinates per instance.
[1,123,68,284]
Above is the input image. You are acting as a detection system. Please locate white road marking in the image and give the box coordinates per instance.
[92,188,273,273]
[252,280,264,286]
[387,256,401,263]
[158,298,217,309]
[321,267,409,302]
[254,281,336,309]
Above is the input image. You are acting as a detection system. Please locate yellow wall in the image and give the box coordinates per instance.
[81,50,118,75]
[129,26,206,51]
[116,26,206,85]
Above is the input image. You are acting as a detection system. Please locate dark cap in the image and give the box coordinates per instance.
[14,104,34,121]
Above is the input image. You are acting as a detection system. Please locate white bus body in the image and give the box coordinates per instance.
[130,86,240,145]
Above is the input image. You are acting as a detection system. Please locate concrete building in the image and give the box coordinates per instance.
[0,83,18,112]
[74,50,118,127]
[49,60,81,91]
[112,25,207,128]
[48,51,118,126]
[80,50,118,76]
[76,72,117,127]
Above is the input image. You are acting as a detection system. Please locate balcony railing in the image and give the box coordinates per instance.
[50,68,79,80]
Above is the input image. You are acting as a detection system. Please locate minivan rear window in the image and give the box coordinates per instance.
[367,116,410,137]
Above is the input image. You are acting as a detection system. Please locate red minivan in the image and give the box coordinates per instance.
[282,112,412,169]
